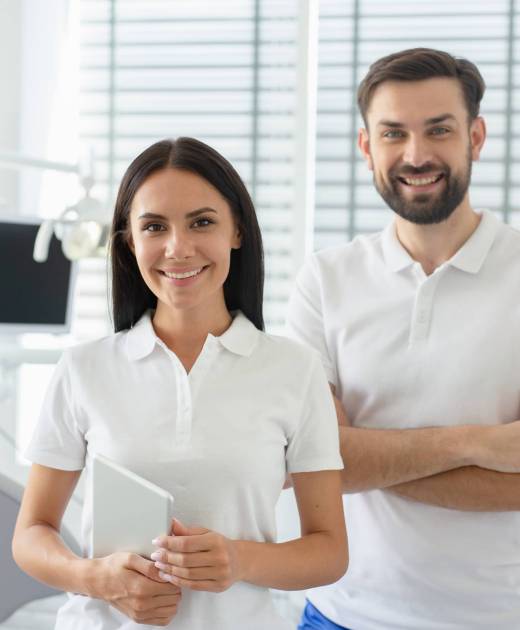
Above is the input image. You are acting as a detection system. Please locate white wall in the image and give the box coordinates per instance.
[0,0,82,540]
[0,0,21,214]
[0,2,24,488]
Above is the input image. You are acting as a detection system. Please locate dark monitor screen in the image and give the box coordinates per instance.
[0,218,74,333]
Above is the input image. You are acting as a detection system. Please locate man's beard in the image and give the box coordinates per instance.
[374,152,472,225]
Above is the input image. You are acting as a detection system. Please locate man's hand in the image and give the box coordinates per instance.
[471,420,520,472]
[92,552,182,626]
[151,518,242,593]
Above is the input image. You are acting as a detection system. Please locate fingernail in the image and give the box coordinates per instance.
[150,551,162,561]
[152,538,161,546]
[155,561,169,571]
[158,571,173,583]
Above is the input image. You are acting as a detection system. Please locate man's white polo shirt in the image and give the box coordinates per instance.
[287,210,520,630]
[26,311,343,630]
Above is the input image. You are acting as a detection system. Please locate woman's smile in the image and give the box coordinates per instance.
[159,265,209,286]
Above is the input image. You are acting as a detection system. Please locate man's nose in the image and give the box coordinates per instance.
[402,136,433,169]
[164,229,195,260]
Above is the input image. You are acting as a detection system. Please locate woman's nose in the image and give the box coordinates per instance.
[164,229,195,259]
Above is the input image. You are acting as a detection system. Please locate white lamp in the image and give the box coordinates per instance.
[33,173,109,262]
[0,150,109,262]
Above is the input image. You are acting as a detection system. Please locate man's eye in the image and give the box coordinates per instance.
[383,130,404,139]
[430,126,450,136]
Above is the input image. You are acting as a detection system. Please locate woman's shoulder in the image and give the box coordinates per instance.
[231,312,321,366]
[61,328,128,368]
[255,328,322,366]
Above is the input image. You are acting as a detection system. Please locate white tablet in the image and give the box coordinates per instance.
[90,453,174,559]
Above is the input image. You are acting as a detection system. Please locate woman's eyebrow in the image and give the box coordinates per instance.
[137,212,166,220]
[137,208,218,221]
[185,207,218,219]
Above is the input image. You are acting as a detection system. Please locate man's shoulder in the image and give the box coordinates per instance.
[489,216,520,264]
[310,230,386,273]
[496,218,520,245]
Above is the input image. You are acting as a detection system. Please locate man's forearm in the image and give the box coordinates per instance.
[339,424,475,493]
[387,467,520,511]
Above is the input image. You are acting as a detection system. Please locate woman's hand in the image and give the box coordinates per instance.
[151,519,242,593]
[91,551,182,626]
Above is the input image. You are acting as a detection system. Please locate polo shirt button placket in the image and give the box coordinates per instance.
[164,349,192,450]
[417,309,428,324]
[177,376,192,448]
[409,280,433,345]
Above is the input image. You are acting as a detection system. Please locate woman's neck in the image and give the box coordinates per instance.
[152,300,232,372]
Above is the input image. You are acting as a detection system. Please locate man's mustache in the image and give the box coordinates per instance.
[392,163,446,177]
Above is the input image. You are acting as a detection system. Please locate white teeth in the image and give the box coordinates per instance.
[403,175,440,186]
[163,268,203,279]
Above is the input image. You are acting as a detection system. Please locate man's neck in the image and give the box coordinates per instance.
[394,203,481,275]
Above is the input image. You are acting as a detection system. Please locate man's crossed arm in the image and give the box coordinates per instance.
[333,392,520,511]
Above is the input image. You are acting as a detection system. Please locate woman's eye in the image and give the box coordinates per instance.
[192,217,214,228]
[144,223,165,232]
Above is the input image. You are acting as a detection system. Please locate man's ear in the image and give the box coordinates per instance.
[358,127,373,171]
[470,116,486,161]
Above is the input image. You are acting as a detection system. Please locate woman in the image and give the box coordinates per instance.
[12,138,347,630]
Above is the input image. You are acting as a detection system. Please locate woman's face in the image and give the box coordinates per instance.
[128,167,241,317]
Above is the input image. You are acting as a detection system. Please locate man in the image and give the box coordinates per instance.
[287,48,520,630]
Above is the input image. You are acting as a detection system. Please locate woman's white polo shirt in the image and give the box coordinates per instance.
[26,311,343,630]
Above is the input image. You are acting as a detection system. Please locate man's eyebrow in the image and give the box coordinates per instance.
[424,113,457,125]
[376,113,457,128]
[376,120,404,128]
[137,208,218,220]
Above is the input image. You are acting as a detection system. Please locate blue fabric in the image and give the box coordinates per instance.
[297,600,352,630]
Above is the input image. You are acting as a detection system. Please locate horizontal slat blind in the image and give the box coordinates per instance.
[315,0,520,252]
[77,0,518,338]
[79,0,299,333]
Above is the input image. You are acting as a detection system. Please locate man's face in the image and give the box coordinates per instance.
[358,77,486,224]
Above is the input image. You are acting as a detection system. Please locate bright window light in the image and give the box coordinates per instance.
[16,363,55,465]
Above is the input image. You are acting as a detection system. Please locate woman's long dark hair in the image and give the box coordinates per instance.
[110,137,264,332]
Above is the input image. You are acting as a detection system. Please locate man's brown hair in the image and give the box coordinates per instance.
[357,47,486,126]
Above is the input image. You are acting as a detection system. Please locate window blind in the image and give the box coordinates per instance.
[79,0,300,333]
[78,0,519,337]
[315,0,520,252]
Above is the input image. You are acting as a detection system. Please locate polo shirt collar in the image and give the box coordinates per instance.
[381,221,415,272]
[125,311,157,361]
[125,310,259,361]
[381,210,499,275]
[448,210,499,273]
[215,311,260,356]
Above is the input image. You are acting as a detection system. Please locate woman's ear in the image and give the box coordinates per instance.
[232,226,242,250]
[126,231,136,255]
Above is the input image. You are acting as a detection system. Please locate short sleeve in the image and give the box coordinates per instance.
[25,350,86,471]
[285,351,343,474]
[286,254,337,387]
